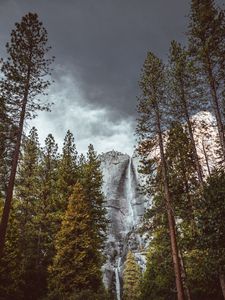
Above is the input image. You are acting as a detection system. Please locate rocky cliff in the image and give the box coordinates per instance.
[99,151,149,299]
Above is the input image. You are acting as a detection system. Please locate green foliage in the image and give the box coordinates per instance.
[0,201,24,300]
[48,182,104,299]
[140,223,175,300]
[57,130,78,213]
[81,144,108,249]
[188,0,225,157]
[123,251,142,300]
[166,122,199,224]
[196,170,225,275]
[0,12,54,119]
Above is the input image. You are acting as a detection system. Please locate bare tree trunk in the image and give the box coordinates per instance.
[156,108,185,300]
[0,69,30,256]
[179,250,192,300]
[185,110,204,185]
[0,96,27,256]
[206,54,225,161]
[180,80,204,185]
[220,274,225,300]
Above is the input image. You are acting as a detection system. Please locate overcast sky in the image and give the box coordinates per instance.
[0,0,224,155]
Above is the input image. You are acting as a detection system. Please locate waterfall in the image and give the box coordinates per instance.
[126,157,135,229]
[115,257,121,300]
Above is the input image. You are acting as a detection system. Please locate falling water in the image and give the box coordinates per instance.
[114,157,138,299]
[115,257,121,300]
[126,157,135,229]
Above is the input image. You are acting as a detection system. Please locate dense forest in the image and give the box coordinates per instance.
[1,0,225,299]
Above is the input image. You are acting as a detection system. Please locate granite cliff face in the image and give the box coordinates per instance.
[99,151,149,299]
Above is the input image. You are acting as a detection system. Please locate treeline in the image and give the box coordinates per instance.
[0,12,109,300]
[135,1,225,300]
[0,128,108,300]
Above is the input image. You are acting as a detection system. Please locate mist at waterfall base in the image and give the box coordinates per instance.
[99,151,149,299]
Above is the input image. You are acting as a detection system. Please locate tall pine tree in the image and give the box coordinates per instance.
[57,130,78,214]
[48,182,104,299]
[81,144,108,251]
[188,0,225,160]
[137,52,185,300]
[168,40,204,185]
[0,13,54,254]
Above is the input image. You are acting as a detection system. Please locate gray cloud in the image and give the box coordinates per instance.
[1,0,224,154]
[28,71,136,155]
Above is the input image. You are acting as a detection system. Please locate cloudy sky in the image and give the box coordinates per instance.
[0,0,224,155]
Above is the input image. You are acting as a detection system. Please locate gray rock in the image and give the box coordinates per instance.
[99,151,149,297]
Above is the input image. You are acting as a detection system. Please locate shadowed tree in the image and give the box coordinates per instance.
[136,52,185,300]
[188,0,225,160]
[168,40,204,185]
[0,13,54,255]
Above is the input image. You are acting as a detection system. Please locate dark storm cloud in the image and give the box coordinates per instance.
[1,0,224,154]
[0,0,191,118]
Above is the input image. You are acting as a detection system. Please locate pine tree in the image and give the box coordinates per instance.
[196,170,225,298]
[0,201,24,300]
[166,122,199,230]
[82,144,108,250]
[123,251,141,300]
[188,0,225,160]
[34,134,59,296]
[0,96,17,201]
[0,13,54,254]
[136,51,185,300]
[168,40,204,185]
[48,182,103,299]
[14,127,42,299]
[140,216,175,300]
[0,97,8,199]
[57,130,78,214]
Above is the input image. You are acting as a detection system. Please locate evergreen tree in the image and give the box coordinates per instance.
[196,170,225,298]
[82,144,108,250]
[140,217,175,300]
[14,127,42,299]
[48,182,103,299]
[0,13,54,254]
[0,96,17,201]
[188,0,225,159]
[123,251,141,300]
[57,130,78,214]
[0,96,8,199]
[0,201,24,300]
[166,122,199,232]
[168,40,204,184]
[165,122,200,300]
[136,51,185,300]
[34,134,59,296]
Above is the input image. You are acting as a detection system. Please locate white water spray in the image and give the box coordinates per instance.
[115,257,121,300]
[126,157,135,229]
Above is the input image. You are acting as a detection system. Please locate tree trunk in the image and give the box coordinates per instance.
[206,54,225,161]
[179,250,192,300]
[180,79,204,186]
[156,107,185,300]
[0,83,30,257]
[185,110,203,185]
[220,274,225,300]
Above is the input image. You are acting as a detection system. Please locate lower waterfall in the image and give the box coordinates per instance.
[115,257,121,300]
